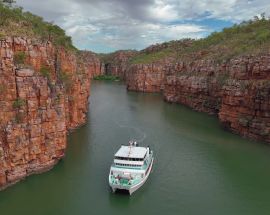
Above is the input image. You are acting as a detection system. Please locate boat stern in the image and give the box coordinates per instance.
[108,168,143,195]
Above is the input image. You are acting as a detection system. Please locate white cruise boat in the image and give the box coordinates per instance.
[109,141,154,195]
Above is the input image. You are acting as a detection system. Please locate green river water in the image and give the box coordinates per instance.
[1,81,270,215]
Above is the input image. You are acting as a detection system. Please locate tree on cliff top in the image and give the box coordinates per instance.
[1,0,16,7]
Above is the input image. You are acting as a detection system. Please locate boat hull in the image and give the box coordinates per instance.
[109,157,154,195]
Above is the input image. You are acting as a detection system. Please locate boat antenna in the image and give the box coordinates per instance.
[128,140,132,157]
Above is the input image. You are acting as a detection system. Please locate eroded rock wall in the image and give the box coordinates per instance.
[126,56,270,143]
[164,61,223,115]
[164,56,270,143]
[0,37,102,189]
[218,56,270,143]
[126,63,166,93]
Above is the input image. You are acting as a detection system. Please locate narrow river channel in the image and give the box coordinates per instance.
[1,81,270,215]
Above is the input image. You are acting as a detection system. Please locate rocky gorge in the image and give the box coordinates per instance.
[1,38,270,191]
[0,3,270,192]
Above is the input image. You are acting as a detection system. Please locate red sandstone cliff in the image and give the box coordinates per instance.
[126,63,166,93]
[125,56,270,144]
[102,50,137,80]
[0,37,103,190]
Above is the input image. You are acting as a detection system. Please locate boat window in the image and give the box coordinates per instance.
[115,163,142,167]
[115,156,144,161]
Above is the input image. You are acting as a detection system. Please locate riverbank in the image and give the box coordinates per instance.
[94,75,120,81]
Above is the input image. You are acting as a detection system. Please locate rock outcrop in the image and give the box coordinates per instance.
[0,37,103,190]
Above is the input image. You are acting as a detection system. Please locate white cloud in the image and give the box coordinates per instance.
[149,0,178,21]
[17,0,270,52]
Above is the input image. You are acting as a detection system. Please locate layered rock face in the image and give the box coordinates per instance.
[104,50,137,80]
[78,51,103,79]
[0,37,102,189]
[126,63,166,93]
[218,56,270,143]
[126,55,270,143]
[164,60,223,114]
[164,56,270,143]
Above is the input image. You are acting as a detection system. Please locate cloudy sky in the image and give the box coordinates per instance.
[17,0,270,53]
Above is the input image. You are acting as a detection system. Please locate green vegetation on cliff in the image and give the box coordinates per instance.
[130,48,174,64]
[98,50,137,64]
[0,1,76,50]
[13,51,26,65]
[130,15,270,64]
[93,75,120,81]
